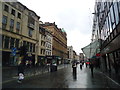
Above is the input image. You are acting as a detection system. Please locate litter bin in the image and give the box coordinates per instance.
[50,64,57,72]
[54,65,57,71]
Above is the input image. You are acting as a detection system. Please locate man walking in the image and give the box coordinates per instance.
[72,63,77,75]
[90,62,94,78]
[80,62,82,70]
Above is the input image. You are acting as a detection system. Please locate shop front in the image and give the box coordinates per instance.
[101,34,120,74]
[2,51,20,66]
[38,56,46,66]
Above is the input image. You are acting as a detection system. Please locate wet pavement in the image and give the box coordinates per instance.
[2,64,120,89]
[2,64,66,83]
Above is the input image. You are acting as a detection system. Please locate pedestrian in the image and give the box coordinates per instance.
[17,56,25,83]
[72,63,77,75]
[25,60,29,68]
[47,63,50,72]
[90,62,94,77]
[85,62,88,68]
[80,62,82,70]
[82,61,84,66]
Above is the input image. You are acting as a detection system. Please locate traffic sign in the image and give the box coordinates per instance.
[11,47,17,56]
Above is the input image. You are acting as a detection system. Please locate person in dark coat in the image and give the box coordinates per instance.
[72,63,77,75]
[80,62,82,70]
[90,62,94,77]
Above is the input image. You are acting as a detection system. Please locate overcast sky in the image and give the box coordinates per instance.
[18,0,95,55]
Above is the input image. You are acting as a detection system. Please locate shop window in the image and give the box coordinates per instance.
[109,53,115,64]
[105,54,110,70]
[27,42,30,52]
[114,51,118,59]
[30,43,32,52]
[2,35,4,48]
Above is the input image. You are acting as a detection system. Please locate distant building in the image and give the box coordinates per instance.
[72,50,79,61]
[38,26,53,65]
[67,46,73,62]
[38,26,46,56]
[73,50,76,60]
[45,29,52,56]
[79,53,84,61]
[40,22,67,61]
[75,55,79,61]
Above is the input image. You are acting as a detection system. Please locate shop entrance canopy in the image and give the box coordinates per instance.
[81,40,100,59]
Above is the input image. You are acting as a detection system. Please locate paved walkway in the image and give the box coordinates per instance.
[2,64,68,84]
[2,64,120,88]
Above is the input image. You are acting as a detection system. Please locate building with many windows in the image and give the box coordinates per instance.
[79,53,84,61]
[73,50,77,60]
[1,2,40,66]
[67,46,74,62]
[1,1,67,67]
[40,22,67,64]
[37,26,53,65]
[45,29,52,56]
[92,1,120,75]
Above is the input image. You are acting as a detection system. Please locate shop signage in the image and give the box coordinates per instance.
[96,53,100,56]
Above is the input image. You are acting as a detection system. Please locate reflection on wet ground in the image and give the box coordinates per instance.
[3,64,120,88]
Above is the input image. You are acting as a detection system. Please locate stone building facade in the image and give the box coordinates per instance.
[1,1,67,66]
[40,22,67,61]
[1,2,40,66]
[67,46,74,62]
[79,53,84,61]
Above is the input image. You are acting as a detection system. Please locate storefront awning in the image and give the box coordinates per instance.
[81,40,100,59]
